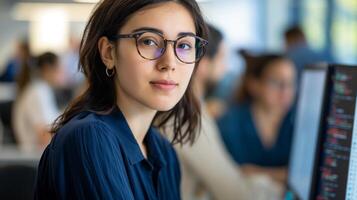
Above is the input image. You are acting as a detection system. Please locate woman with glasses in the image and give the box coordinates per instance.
[218,51,296,185]
[34,0,207,199]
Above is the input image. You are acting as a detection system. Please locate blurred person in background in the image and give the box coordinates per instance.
[55,36,83,109]
[165,25,284,200]
[284,26,332,80]
[218,51,296,185]
[0,40,34,145]
[201,26,228,119]
[59,36,85,102]
[13,52,65,152]
[0,40,32,83]
[61,36,83,87]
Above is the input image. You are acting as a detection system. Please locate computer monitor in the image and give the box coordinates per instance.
[313,65,357,200]
[287,65,328,200]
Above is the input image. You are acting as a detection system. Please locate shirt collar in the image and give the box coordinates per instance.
[145,127,167,168]
[102,106,167,167]
[100,106,144,165]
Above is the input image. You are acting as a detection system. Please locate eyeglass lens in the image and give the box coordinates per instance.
[136,32,205,63]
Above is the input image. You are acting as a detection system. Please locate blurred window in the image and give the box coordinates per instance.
[300,0,357,64]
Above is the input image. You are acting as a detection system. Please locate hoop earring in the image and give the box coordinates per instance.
[106,67,115,77]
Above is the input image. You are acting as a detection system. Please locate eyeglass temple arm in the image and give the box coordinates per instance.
[107,33,138,41]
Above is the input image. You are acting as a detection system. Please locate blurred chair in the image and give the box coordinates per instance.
[0,164,37,200]
[0,101,17,145]
[0,117,3,144]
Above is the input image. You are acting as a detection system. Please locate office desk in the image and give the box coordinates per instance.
[0,146,41,167]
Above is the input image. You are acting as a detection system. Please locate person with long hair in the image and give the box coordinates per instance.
[0,40,31,82]
[13,52,64,152]
[34,0,208,199]
[218,51,296,184]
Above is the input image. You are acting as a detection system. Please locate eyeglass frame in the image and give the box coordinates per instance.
[107,30,208,64]
[263,78,296,91]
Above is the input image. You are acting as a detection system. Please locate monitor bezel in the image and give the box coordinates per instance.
[286,63,330,200]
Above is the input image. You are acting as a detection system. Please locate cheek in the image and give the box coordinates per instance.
[179,65,195,90]
[115,56,150,94]
[117,68,141,90]
[269,89,295,107]
[282,89,295,103]
[261,87,279,102]
[116,47,148,79]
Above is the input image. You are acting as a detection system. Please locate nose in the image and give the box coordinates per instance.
[156,41,177,72]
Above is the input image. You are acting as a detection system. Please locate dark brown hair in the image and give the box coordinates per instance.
[37,52,59,71]
[51,0,208,145]
[284,25,306,46]
[16,40,33,96]
[203,24,224,99]
[234,50,288,104]
[205,24,223,59]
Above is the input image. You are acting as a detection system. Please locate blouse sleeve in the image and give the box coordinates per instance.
[51,121,134,200]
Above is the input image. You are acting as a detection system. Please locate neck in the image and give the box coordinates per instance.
[116,93,157,145]
[41,73,54,88]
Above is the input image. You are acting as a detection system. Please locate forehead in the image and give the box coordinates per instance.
[119,2,196,38]
[264,60,295,78]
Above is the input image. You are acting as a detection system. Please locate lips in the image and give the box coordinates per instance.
[150,80,178,90]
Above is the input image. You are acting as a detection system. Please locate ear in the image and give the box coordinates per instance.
[98,36,115,70]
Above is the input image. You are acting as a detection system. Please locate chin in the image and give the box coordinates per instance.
[152,102,178,112]
[146,97,180,112]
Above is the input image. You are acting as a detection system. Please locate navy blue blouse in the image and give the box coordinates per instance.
[34,107,181,200]
[217,103,294,167]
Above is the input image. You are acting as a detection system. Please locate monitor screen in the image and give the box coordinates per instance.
[315,65,357,200]
[288,66,327,200]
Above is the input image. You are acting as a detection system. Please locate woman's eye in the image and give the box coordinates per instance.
[177,43,192,50]
[141,39,158,46]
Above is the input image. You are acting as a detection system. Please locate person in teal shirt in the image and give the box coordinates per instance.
[218,51,296,184]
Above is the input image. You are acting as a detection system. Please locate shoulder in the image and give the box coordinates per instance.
[150,128,175,152]
[50,112,115,151]
[149,128,179,162]
[218,103,248,124]
[282,109,295,131]
[20,81,50,103]
[26,81,47,94]
[14,84,40,111]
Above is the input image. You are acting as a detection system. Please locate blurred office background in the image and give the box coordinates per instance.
[0,0,356,199]
[1,0,356,73]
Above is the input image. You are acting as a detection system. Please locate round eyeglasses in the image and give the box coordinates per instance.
[108,31,208,64]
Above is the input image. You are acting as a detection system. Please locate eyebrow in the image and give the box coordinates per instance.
[131,27,196,37]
